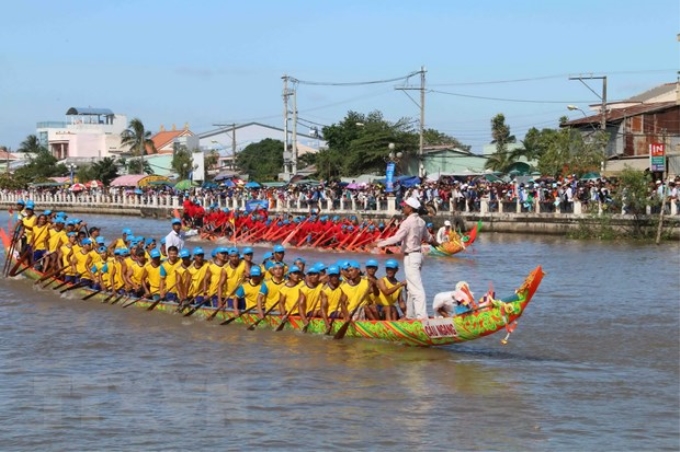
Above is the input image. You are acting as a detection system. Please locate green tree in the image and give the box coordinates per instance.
[17,134,45,153]
[171,146,194,179]
[127,158,154,175]
[120,118,156,165]
[536,128,606,177]
[13,149,68,184]
[236,138,284,181]
[205,150,219,174]
[485,113,518,172]
[321,110,419,176]
[90,157,120,185]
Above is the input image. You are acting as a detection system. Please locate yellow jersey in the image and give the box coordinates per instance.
[299,282,323,313]
[279,282,302,315]
[72,250,92,277]
[48,229,66,253]
[129,262,146,286]
[234,280,268,310]
[112,259,127,290]
[207,262,225,297]
[188,262,209,297]
[340,278,370,312]
[378,277,402,306]
[31,224,50,251]
[60,244,77,276]
[144,262,166,295]
[162,258,183,293]
[263,278,285,310]
[222,261,246,297]
[322,283,343,314]
[21,215,37,242]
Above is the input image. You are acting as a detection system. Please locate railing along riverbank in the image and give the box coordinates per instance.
[0,192,678,239]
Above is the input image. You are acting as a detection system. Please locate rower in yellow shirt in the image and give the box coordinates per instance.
[58,232,79,284]
[186,247,209,306]
[126,249,147,297]
[320,265,346,331]
[140,249,166,299]
[217,248,246,308]
[206,247,228,307]
[299,266,323,326]
[46,217,67,274]
[263,262,286,310]
[70,238,95,287]
[339,260,370,321]
[162,245,183,302]
[233,266,268,317]
[376,259,406,321]
[30,214,51,269]
[278,266,303,317]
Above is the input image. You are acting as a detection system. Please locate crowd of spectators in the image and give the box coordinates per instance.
[3,174,679,215]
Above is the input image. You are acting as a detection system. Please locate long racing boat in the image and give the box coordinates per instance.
[2,228,543,347]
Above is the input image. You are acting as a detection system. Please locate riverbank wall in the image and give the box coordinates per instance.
[1,194,678,239]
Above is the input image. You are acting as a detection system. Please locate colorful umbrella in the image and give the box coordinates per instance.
[69,183,86,192]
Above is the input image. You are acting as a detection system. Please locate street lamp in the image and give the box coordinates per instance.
[69,163,76,184]
[567,105,605,173]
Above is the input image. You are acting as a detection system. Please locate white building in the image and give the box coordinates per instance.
[36,107,128,162]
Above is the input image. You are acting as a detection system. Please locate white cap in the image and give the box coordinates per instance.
[401,197,421,210]
[444,220,452,226]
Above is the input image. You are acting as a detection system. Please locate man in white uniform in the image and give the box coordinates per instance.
[376,197,438,319]
[164,218,186,251]
[432,282,475,317]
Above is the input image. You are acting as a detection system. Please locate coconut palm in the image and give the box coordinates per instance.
[18,134,46,153]
[120,118,156,160]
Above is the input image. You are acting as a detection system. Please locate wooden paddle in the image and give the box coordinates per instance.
[246,301,279,331]
[109,293,127,305]
[36,266,63,284]
[13,252,51,277]
[59,280,89,294]
[51,279,71,291]
[183,298,211,317]
[7,248,31,277]
[3,227,22,277]
[82,289,103,301]
[121,294,141,308]
[275,307,299,332]
[219,305,257,325]
[146,283,176,312]
[101,287,121,303]
[333,296,371,340]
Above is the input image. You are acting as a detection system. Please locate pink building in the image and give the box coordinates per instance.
[37,107,129,161]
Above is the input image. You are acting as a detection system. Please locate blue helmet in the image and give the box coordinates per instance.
[150,249,161,258]
[250,266,262,277]
[193,247,205,255]
[385,259,399,269]
[242,247,253,255]
[179,249,191,259]
[273,244,285,253]
[327,265,341,276]
[365,259,379,268]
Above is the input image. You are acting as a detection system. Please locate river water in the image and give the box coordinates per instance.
[0,213,678,451]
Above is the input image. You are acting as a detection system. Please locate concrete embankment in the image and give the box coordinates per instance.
[1,201,678,239]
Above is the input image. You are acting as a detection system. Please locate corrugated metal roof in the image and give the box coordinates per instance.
[562,102,677,127]
[65,107,115,116]
[622,83,676,103]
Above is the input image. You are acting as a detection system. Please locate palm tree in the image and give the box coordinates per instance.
[90,157,120,185]
[486,113,518,173]
[18,134,45,153]
[120,118,156,173]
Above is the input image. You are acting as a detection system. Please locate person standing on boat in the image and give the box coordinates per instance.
[165,218,185,251]
[375,197,438,320]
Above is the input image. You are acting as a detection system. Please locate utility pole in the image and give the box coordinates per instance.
[282,75,293,179]
[569,74,608,171]
[292,80,298,177]
[568,74,607,132]
[396,66,427,178]
[231,123,236,158]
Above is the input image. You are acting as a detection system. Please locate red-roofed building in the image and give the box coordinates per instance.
[147,124,198,154]
[562,82,680,176]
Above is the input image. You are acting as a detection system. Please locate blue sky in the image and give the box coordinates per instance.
[1,0,678,152]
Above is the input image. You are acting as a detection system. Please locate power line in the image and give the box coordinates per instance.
[429,89,595,104]
[430,69,676,86]
[292,71,420,87]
